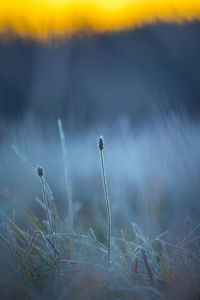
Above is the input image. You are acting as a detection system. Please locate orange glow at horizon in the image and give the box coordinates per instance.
[0,0,200,41]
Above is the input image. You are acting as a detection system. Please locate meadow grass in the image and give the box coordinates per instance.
[0,120,200,300]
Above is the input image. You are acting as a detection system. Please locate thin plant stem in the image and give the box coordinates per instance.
[37,167,55,251]
[98,136,111,266]
[58,119,73,258]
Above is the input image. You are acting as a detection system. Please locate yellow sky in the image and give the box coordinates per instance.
[0,0,200,41]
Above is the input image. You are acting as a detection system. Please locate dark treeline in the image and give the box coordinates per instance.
[0,22,200,126]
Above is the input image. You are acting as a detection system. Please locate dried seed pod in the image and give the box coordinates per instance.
[37,166,44,177]
[98,136,104,151]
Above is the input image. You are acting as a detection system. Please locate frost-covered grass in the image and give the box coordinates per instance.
[0,115,200,299]
[0,190,199,300]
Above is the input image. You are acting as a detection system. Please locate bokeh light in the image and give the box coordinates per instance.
[0,0,200,40]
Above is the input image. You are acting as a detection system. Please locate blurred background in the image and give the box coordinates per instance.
[0,21,200,239]
[1,22,200,125]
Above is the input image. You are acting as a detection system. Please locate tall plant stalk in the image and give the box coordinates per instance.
[58,119,73,258]
[37,167,55,248]
[98,136,111,266]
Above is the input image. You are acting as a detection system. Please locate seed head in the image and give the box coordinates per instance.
[98,136,104,151]
[37,166,44,177]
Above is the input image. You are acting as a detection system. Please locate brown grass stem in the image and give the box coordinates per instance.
[132,246,154,286]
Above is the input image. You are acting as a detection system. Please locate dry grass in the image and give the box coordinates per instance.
[0,119,200,300]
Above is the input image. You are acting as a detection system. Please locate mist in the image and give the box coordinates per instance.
[1,112,200,239]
